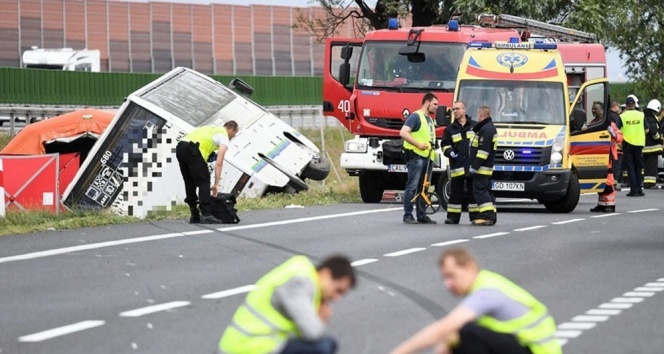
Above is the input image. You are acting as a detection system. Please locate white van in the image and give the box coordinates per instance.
[63,67,329,218]
[22,47,101,72]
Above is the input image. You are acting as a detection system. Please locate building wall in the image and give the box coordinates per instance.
[0,0,361,75]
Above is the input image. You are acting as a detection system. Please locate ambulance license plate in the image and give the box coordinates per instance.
[492,181,525,191]
[387,164,408,172]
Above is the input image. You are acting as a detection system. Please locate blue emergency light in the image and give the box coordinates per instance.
[448,19,459,31]
[468,42,492,48]
[388,18,399,30]
[509,37,519,43]
[532,43,557,50]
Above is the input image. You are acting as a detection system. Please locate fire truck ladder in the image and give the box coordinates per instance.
[476,13,597,43]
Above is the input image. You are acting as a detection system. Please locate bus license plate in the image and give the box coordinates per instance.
[492,181,525,191]
[387,164,408,172]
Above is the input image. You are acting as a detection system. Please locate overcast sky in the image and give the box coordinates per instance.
[155,0,627,82]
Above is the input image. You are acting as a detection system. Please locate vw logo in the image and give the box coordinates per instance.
[402,109,410,119]
[503,150,515,160]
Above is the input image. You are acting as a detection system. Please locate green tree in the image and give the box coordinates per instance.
[565,0,664,99]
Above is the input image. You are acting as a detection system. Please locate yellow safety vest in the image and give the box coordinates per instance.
[470,270,562,354]
[218,256,321,354]
[620,110,645,146]
[182,126,228,161]
[403,110,435,160]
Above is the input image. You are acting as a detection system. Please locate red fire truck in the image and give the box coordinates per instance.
[323,14,606,206]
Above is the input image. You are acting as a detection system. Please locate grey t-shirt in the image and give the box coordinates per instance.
[461,287,530,321]
[271,275,325,341]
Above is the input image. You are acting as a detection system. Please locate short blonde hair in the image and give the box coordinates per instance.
[438,248,477,268]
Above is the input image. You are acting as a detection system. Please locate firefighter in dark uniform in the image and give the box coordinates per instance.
[440,101,477,224]
[643,99,662,189]
[469,105,497,226]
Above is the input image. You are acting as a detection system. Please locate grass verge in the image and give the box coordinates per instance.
[0,127,360,236]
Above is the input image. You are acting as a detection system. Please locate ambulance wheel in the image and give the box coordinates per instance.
[437,173,450,211]
[259,154,309,192]
[302,157,330,181]
[359,171,384,203]
[543,173,579,213]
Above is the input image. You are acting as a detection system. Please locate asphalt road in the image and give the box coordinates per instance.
[1,189,663,354]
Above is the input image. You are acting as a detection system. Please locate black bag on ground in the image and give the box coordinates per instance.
[210,193,240,224]
[382,139,407,165]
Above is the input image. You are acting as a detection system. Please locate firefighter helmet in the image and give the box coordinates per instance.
[646,99,661,112]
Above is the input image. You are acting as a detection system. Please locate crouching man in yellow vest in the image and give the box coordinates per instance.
[218,255,356,354]
[391,248,561,354]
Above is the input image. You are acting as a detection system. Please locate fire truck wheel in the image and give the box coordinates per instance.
[302,157,330,181]
[543,173,579,213]
[359,171,384,203]
[437,173,450,211]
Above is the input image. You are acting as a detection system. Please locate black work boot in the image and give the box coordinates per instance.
[201,214,224,224]
[189,206,201,224]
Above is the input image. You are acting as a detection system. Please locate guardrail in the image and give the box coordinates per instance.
[0,104,339,135]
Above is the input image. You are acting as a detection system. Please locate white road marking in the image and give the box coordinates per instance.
[217,207,402,232]
[552,218,584,225]
[644,282,664,287]
[571,315,609,322]
[473,232,509,239]
[202,285,257,299]
[119,301,190,317]
[431,239,469,247]
[384,248,426,257]
[0,230,215,265]
[599,303,633,309]
[555,330,583,338]
[351,259,379,267]
[18,320,105,342]
[558,322,596,330]
[513,225,547,232]
[623,291,655,297]
[590,213,620,218]
[610,297,644,303]
[0,208,402,265]
[658,278,664,282]
[557,339,568,346]
[634,287,664,292]
[587,309,621,316]
[626,209,659,213]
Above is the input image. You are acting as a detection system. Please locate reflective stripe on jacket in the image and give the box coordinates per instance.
[469,118,497,176]
[441,115,476,178]
[620,110,646,147]
[182,126,228,161]
[643,111,662,154]
[471,270,562,354]
[219,256,321,353]
[403,110,435,161]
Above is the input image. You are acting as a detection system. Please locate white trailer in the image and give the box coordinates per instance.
[22,46,100,72]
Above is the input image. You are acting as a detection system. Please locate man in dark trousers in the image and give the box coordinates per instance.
[400,92,438,224]
[440,100,477,224]
[642,99,662,189]
[176,121,238,224]
[390,248,561,354]
[468,106,497,226]
[620,96,647,196]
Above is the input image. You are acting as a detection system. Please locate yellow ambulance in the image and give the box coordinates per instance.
[442,41,611,213]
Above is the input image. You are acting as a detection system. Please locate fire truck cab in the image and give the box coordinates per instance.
[324,18,521,202]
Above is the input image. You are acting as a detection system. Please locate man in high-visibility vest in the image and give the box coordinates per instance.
[590,114,623,212]
[620,96,648,196]
[400,92,439,224]
[176,121,238,224]
[218,255,356,354]
[391,248,561,354]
